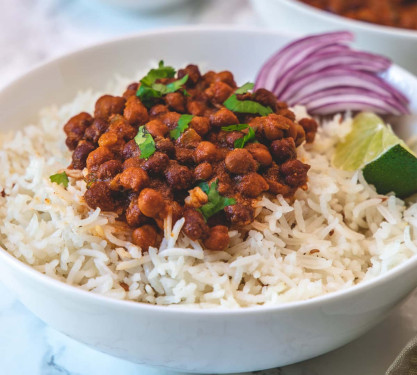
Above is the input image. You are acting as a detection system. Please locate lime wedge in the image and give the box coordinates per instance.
[333,112,417,198]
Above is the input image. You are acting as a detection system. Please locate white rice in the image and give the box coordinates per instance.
[1,78,417,308]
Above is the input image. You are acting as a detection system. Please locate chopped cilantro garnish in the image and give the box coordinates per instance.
[170,114,194,140]
[49,172,69,188]
[221,123,256,148]
[198,179,236,220]
[153,74,189,95]
[136,61,188,107]
[223,83,273,116]
[136,85,162,107]
[134,126,156,159]
[234,127,256,148]
[221,124,249,132]
[224,95,273,116]
[86,179,95,188]
[140,60,175,87]
[234,82,254,95]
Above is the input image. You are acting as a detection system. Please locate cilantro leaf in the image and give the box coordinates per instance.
[153,74,188,95]
[136,85,163,106]
[50,172,69,188]
[136,61,188,107]
[134,126,156,159]
[234,82,254,95]
[170,114,194,140]
[224,94,273,116]
[221,124,249,132]
[223,82,272,116]
[86,179,96,188]
[198,179,236,220]
[199,181,210,195]
[140,60,175,87]
[220,124,256,148]
[234,126,256,148]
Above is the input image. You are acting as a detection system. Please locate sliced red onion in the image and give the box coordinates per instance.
[289,51,390,78]
[307,94,407,116]
[281,68,407,105]
[298,87,375,102]
[255,31,353,91]
[297,86,396,102]
[272,50,391,97]
[254,32,410,116]
[307,102,399,115]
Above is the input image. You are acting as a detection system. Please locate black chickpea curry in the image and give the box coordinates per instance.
[57,62,318,251]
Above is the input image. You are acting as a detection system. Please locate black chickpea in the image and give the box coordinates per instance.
[225,149,257,174]
[65,64,316,251]
[138,188,166,219]
[146,119,169,138]
[118,167,149,192]
[132,225,158,251]
[94,95,126,121]
[245,143,272,167]
[203,226,230,250]
[195,141,218,163]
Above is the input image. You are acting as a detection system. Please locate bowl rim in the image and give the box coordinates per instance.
[1,25,417,315]
[270,0,417,38]
[0,25,295,91]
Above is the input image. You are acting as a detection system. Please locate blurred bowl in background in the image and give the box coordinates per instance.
[250,0,417,75]
[90,0,190,12]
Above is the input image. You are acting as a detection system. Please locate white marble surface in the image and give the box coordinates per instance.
[1,0,416,374]
[2,280,417,375]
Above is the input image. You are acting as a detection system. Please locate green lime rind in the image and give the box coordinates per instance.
[363,144,417,199]
[333,112,403,171]
[333,112,417,198]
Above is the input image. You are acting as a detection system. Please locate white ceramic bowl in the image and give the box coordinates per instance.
[1,27,417,374]
[250,0,417,75]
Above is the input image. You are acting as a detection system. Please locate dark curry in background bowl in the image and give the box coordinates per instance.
[300,0,417,30]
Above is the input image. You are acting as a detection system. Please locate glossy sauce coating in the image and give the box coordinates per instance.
[63,65,318,251]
